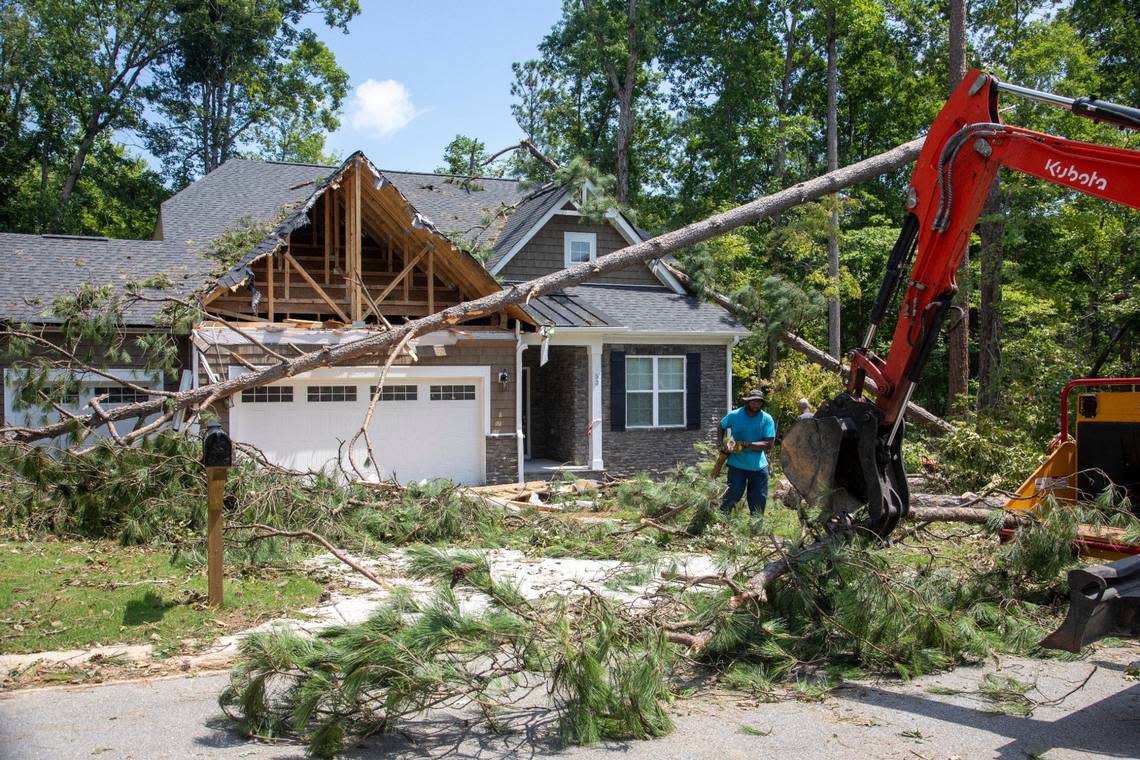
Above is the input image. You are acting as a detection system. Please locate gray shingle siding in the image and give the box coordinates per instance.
[497,214,661,287]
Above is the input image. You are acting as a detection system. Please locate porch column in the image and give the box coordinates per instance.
[589,342,604,470]
[516,336,526,484]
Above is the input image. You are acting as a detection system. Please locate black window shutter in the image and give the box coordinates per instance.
[686,352,701,430]
[610,351,626,431]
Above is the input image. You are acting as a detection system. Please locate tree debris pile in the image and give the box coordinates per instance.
[216,473,1139,756]
[3,432,1139,757]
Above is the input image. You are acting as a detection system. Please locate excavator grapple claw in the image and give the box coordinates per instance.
[779,393,909,539]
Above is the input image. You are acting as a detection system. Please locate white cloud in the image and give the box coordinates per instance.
[347,79,419,139]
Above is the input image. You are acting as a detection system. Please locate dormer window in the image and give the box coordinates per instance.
[564,231,596,267]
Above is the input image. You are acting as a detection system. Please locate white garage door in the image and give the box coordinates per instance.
[228,368,486,485]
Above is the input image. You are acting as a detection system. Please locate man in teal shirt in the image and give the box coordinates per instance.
[719,388,776,515]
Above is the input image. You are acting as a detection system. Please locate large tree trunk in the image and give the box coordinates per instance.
[767,10,801,378]
[946,0,970,417]
[826,7,841,359]
[976,179,1003,412]
[949,0,967,87]
[584,0,640,206]
[4,138,927,444]
[614,80,635,206]
[58,118,100,209]
[772,9,798,226]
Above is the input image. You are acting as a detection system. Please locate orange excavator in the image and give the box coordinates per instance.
[780,69,1140,651]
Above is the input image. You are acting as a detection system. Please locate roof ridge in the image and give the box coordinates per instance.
[262,159,338,168]
[380,168,523,184]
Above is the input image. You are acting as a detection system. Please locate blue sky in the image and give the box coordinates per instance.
[315,1,564,173]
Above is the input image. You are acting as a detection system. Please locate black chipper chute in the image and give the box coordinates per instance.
[1041,555,1140,653]
[780,393,909,538]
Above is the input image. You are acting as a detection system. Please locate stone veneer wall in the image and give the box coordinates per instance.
[601,343,727,477]
[484,435,519,484]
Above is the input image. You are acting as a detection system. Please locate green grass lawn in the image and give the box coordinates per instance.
[0,537,323,655]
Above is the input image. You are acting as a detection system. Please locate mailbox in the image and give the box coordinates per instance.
[202,421,232,468]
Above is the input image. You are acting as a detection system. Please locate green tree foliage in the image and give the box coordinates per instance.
[517,0,1138,451]
[510,0,672,203]
[0,0,175,233]
[435,133,512,178]
[144,0,357,187]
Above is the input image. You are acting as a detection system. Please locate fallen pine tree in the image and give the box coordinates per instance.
[0,136,926,446]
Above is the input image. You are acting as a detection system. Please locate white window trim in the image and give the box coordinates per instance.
[625,355,686,429]
[564,231,597,268]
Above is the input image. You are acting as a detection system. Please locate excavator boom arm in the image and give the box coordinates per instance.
[856,71,1140,431]
[781,70,1140,540]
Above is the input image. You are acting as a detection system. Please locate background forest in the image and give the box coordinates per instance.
[1,0,1137,475]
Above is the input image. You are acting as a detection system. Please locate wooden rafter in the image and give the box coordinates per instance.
[283,246,291,300]
[266,255,275,320]
[333,185,341,275]
[323,194,331,284]
[362,244,429,320]
[283,251,350,323]
[427,250,434,314]
[352,161,363,321]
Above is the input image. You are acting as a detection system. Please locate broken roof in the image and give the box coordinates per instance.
[196,153,533,327]
[160,158,535,258]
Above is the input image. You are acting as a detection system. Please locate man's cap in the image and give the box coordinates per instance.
[798,398,810,407]
[741,388,766,402]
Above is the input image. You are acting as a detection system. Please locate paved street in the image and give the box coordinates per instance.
[2,646,1138,759]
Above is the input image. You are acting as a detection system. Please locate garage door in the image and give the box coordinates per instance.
[228,370,485,485]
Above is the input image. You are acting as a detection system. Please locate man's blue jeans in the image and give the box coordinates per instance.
[721,465,769,515]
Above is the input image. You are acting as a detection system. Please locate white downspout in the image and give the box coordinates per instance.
[727,336,739,414]
[515,322,525,484]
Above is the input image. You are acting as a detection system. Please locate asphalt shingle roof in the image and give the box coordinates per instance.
[486,185,566,269]
[0,157,741,334]
[380,170,529,251]
[0,234,211,325]
[159,159,332,248]
[560,284,747,334]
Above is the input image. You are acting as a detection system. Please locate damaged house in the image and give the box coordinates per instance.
[0,153,746,484]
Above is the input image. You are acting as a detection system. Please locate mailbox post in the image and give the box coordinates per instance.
[202,421,232,608]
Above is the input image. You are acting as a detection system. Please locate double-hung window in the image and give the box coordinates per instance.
[564,231,596,267]
[625,356,685,428]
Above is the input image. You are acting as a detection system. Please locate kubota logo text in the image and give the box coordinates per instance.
[1044,159,1108,191]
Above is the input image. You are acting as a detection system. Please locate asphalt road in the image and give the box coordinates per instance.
[2,647,1139,759]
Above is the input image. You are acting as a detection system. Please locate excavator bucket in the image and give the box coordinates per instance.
[1041,555,1140,652]
[781,417,845,506]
